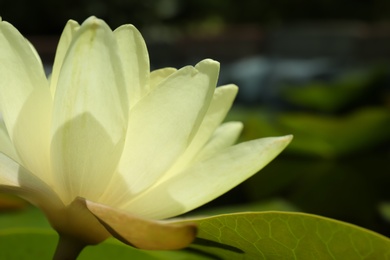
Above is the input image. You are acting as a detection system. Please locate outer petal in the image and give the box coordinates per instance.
[99,60,219,206]
[51,17,129,203]
[0,19,53,184]
[50,20,80,96]
[114,24,150,105]
[0,153,63,224]
[193,121,243,163]
[121,135,293,219]
[85,199,197,250]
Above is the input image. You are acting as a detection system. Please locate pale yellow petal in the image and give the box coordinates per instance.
[161,84,238,181]
[149,67,177,90]
[114,24,150,105]
[50,20,80,96]
[121,135,293,219]
[0,120,20,163]
[99,60,219,206]
[193,121,243,163]
[51,17,129,203]
[0,19,52,184]
[0,153,63,221]
[26,40,44,69]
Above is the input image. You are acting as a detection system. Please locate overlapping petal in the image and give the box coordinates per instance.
[161,84,239,182]
[114,60,219,195]
[121,135,293,219]
[98,60,219,206]
[50,17,129,203]
[193,121,244,163]
[0,19,52,185]
[0,153,63,224]
[149,68,177,90]
[0,120,20,163]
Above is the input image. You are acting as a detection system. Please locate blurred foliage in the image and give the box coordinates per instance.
[229,107,390,158]
[2,0,390,34]
[220,62,390,237]
[281,66,388,113]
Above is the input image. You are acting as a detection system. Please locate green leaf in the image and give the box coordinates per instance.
[189,199,299,216]
[179,212,390,259]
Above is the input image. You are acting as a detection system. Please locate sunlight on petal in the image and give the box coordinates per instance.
[50,20,80,97]
[0,19,53,185]
[0,120,20,163]
[111,60,219,203]
[122,135,293,219]
[193,121,244,163]
[114,24,150,105]
[51,17,129,203]
[162,84,238,181]
[0,153,63,222]
[149,67,177,90]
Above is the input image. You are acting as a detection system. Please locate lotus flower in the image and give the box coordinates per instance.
[0,16,292,258]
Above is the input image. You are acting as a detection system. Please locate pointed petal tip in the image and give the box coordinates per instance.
[264,134,293,153]
[280,134,293,142]
[280,134,294,145]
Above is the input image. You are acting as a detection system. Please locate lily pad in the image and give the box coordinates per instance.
[179,211,390,259]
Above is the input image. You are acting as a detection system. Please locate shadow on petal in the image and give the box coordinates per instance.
[51,113,127,205]
[82,198,197,250]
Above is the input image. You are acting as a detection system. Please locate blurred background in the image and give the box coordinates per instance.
[1,0,389,237]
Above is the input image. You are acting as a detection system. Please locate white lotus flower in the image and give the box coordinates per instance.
[0,16,292,257]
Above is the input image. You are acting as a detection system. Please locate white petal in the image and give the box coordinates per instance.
[99,60,219,206]
[161,84,238,181]
[149,67,177,90]
[193,121,243,163]
[121,135,293,219]
[114,24,150,105]
[51,17,129,203]
[0,120,20,163]
[0,153,63,221]
[50,20,80,96]
[26,40,44,69]
[0,19,53,184]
